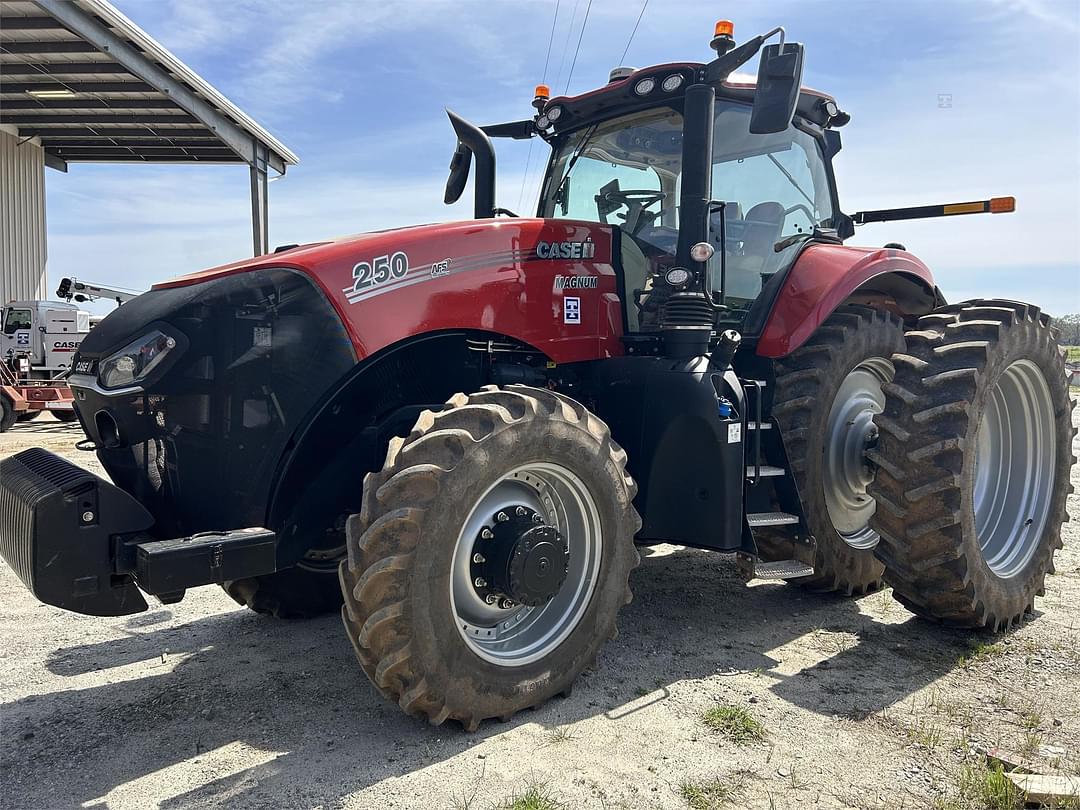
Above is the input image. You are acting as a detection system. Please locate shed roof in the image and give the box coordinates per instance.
[0,0,297,173]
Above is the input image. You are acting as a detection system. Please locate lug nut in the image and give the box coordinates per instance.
[474,577,487,588]
[472,553,486,564]
[496,511,509,523]
[81,511,94,523]
[532,514,543,524]
[515,506,528,516]
[498,598,516,610]
[485,594,498,605]
[481,528,494,540]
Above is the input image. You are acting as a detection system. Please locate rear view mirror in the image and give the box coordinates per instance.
[444,142,473,205]
[749,42,804,134]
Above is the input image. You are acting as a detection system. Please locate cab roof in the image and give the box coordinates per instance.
[542,62,839,134]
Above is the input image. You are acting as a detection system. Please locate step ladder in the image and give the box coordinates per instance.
[738,378,816,582]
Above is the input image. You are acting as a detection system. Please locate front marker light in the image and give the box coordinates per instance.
[633,77,656,96]
[98,330,178,390]
[689,241,716,262]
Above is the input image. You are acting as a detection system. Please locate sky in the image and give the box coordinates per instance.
[43,0,1080,316]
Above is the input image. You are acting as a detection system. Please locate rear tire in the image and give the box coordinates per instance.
[868,300,1075,629]
[755,305,905,594]
[53,411,78,423]
[17,410,40,423]
[339,385,640,730]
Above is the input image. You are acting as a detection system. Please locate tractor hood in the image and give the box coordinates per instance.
[67,217,623,540]
[85,218,620,364]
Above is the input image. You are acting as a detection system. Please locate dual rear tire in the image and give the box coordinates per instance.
[764,300,1073,632]
[869,300,1075,629]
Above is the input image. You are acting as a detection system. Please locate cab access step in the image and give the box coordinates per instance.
[0,448,278,616]
[738,377,816,582]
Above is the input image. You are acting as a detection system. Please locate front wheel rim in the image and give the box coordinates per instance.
[824,356,894,550]
[450,463,602,667]
[973,360,1056,579]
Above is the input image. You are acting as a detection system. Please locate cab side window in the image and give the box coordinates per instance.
[3,308,32,334]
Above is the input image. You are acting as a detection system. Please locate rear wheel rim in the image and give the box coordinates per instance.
[973,360,1056,579]
[824,356,894,550]
[451,463,602,667]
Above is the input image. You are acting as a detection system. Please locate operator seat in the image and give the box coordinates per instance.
[726,201,785,300]
[620,232,651,331]
[742,202,785,258]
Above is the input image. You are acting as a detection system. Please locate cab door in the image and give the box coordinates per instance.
[1,306,36,364]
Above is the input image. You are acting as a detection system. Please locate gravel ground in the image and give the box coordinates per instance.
[1,412,1078,810]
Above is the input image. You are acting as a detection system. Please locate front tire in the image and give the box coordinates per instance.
[869,300,1075,629]
[224,563,344,619]
[755,305,905,594]
[339,385,640,730]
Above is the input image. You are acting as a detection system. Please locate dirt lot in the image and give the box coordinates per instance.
[1,413,1078,810]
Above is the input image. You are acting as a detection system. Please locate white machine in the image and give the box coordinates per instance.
[0,300,90,377]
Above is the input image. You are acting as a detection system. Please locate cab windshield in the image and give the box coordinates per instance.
[540,99,835,329]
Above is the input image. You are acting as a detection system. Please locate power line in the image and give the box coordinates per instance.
[553,0,581,93]
[541,0,561,84]
[619,0,650,66]
[563,0,594,95]
[521,0,563,213]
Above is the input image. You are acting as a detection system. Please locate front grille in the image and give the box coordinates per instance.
[0,449,96,590]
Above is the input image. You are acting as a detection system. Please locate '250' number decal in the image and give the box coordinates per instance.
[352,251,409,292]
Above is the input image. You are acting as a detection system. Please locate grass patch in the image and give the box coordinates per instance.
[907,718,944,749]
[496,782,564,810]
[935,760,1021,810]
[678,776,743,809]
[957,641,1003,668]
[543,726,577,745]
[701,704,765,744]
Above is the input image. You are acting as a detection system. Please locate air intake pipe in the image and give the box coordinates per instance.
[445,110,497,219]
[661,82,717,358]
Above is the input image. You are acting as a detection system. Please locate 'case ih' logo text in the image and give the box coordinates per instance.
[535,238,595,260]
[52,340,80,352]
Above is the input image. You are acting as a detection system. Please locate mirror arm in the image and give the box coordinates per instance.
[446,109,497,218]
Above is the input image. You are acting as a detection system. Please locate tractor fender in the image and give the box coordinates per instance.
[756,243,941,358]
[266,329,539,565]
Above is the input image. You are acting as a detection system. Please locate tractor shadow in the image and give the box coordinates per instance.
[1,545,981,809]
[8,415,82,435]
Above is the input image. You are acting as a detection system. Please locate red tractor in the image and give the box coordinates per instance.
[0,22,1073,731]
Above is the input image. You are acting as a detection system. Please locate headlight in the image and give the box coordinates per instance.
[633,77,656,96]
[662,74,684,92]
[546,105,562,122]
[98,330,178,390]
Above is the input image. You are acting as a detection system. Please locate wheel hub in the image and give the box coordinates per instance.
[451,464,602,667]
[822,357,894,549]
[471,506,570,607]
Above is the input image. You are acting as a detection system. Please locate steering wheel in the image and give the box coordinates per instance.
[599,189,666,235]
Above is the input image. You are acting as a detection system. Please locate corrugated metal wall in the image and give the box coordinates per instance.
[0,128,48,303]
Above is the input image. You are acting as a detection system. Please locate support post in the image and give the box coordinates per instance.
[250,140,269,256]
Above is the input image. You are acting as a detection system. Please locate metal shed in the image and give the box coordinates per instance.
[0,0,298,301]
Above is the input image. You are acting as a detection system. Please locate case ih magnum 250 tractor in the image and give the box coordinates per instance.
[1,22,1074,730]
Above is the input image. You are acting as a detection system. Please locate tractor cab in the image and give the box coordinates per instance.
[536,73,842,330]
[449,20,849,355]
